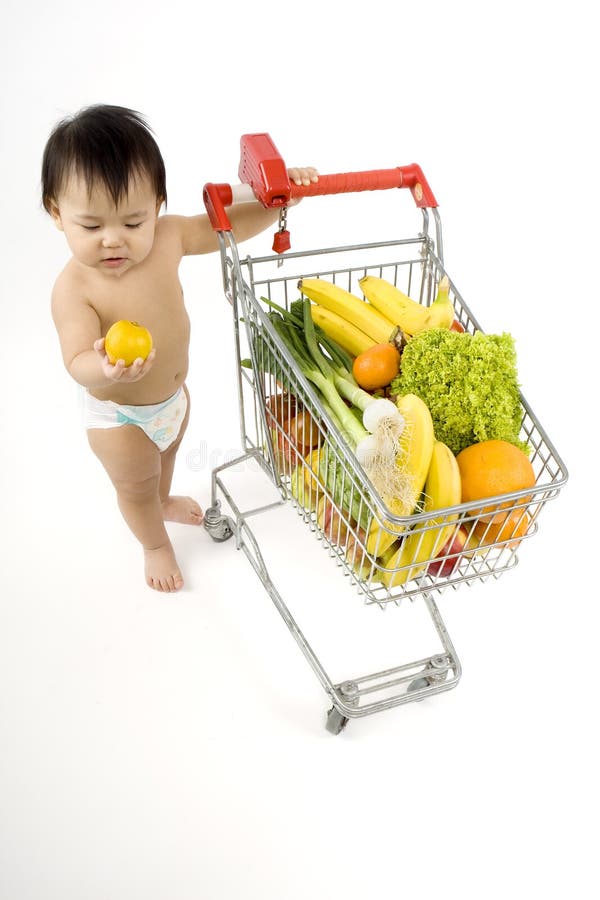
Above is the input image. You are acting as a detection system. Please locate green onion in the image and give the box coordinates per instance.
[268,311,367,448]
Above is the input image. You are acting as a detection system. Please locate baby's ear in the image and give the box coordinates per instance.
[48,201,64,231]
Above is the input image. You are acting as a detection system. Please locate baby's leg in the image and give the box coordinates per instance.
[87,425,184,592]
[158,385,203,526]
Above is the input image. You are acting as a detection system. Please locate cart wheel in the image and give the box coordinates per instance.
[407,676,432,695]
[326,706,349,735]
[203,504,235,543]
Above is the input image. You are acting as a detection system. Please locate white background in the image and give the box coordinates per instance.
[1,1,598,898]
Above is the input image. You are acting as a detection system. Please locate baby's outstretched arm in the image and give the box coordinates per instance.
[51,275,156,389]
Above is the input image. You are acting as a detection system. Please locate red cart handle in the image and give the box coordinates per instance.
[289,166,436,206]
[202,132,438,248]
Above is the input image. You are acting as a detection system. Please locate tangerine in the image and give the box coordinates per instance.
[456,439,535,522]
[352,342,400,391]
[105,320,153,367]
[472,508,531,549]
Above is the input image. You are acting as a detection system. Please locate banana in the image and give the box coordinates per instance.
[359,275,454,336]
[380,440,462,588]
[299,278,395,345]
[366,393,435,556]
[359,275,430,335]
[290,448,323,512]
[425,275,454,330]
[309,305,374,357]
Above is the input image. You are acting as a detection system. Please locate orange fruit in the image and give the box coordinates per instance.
[456,439,535,522]
[472,508,531,549]
[352,342,400,391]
[105,320,153,366]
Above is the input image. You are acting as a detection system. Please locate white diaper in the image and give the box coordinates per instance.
[82,386,187,452]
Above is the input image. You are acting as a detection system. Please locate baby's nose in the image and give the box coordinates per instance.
[102,230,125,248]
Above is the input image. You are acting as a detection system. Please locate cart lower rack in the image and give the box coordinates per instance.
[202,134,568,733]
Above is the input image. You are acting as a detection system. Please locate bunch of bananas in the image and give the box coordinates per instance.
[298,274,455,356]
[298,278,395,355]
[359,275,455,336]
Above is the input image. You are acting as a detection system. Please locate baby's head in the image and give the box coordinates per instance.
[42,105,167,275]
[42,104,166,214]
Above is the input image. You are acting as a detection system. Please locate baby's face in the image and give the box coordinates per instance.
[50,173,162,277]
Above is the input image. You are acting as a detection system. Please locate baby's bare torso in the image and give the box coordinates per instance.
[75,219,190,406]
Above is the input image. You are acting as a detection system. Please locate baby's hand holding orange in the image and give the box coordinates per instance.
[104,320,153,367]
[94,321,155,383]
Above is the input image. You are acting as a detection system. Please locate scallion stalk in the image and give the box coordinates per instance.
[268,312,367,448]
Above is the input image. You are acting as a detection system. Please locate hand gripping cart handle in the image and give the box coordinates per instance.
[201,134,568,734]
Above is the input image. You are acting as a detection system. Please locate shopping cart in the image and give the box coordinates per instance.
[202,134,568,733]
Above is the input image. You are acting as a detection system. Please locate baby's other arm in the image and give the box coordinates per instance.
[174,167,319,256]
[51,277,155,388]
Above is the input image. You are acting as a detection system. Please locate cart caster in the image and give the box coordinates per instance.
[407,676,431,694]
[326,681,359,733]
[326,707,349,735]
[203,502,235,542]
[407,655,450,697]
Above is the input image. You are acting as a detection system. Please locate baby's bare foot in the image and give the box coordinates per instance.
[144,543,184,592]
[161,495,204,526]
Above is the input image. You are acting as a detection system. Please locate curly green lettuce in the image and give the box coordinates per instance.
[390,328,527,456]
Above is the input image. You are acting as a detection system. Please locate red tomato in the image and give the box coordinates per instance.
[450,319,466,333]
[287,411,320,453]
[265,392,298,428]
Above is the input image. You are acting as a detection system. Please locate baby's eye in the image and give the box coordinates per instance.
[126,222,144,229]
[82,225,100,231]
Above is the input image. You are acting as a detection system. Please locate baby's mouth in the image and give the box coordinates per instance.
[102,257,127,268]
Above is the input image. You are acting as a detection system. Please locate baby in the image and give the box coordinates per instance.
[43,104,317,593]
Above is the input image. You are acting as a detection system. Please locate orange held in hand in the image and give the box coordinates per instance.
[105,320,153,366]
[456,439,536,522]
[352,342,400,391]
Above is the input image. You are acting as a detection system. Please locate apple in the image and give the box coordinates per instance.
[105,319,153,366]
[450,318,466,333]
[427,526,468,577]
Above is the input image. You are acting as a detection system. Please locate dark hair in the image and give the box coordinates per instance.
[41,104,167,212]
